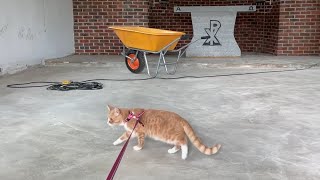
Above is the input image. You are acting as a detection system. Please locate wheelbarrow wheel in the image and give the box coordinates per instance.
[125,50,145,74]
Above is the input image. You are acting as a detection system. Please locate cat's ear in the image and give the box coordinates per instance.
[114,108,120,116]
[107,105,120,116]
[107,105,113,111]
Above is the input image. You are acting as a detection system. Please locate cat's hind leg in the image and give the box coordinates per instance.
[179,136,188,159]
[181,144,188,160]
[168,145,181,154]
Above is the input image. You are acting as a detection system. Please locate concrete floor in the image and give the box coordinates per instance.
[0,55,320,180]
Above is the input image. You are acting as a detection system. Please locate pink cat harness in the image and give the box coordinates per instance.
[125,111,145,126]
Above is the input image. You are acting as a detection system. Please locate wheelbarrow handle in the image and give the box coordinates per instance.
[180,34,191,40]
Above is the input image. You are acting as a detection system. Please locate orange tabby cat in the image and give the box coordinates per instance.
[107,105,221,160]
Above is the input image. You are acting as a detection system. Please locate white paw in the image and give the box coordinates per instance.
[113,139,123,146]
[182,153,187,160]
[168,147,180,154]
[133,146,142,151]
[181,145,188,160]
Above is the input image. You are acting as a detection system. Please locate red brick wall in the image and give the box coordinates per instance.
[260,0,280,54]
[73,0,149,55]
[73,0,319,56]
[276,0,320,55]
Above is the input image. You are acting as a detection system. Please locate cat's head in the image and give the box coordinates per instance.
[107,105,125,126]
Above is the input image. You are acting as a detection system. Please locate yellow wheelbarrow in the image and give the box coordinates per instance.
[109,26,197,77]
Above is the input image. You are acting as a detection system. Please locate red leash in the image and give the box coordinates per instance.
[106,111,144,180]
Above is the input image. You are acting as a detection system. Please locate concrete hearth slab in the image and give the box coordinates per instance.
[1,55,320,179]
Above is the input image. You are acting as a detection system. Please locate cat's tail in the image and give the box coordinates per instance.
[182,120,221,155]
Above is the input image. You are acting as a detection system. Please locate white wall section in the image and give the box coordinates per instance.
[0,0,74,75]
[45,0,74,59]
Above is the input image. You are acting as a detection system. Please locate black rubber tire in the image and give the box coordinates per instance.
[125,50,145,74]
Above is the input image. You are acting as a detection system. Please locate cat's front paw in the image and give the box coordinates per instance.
[133,145,142,151]
[168,146,180,154]
[182,154,187,160]
[113,139,123,146]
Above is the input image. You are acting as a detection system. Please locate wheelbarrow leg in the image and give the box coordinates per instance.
[162,50,181,75]
[159,49,175,75]
[156,51,168,74]
[143,52,161,78]
[171,50,183,74]
[161,52,170,74]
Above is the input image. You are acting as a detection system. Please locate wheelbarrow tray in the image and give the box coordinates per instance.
[109,26,185,52]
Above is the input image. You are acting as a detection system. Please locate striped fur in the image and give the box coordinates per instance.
[182,120,221,155]
[107,105,221,159]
